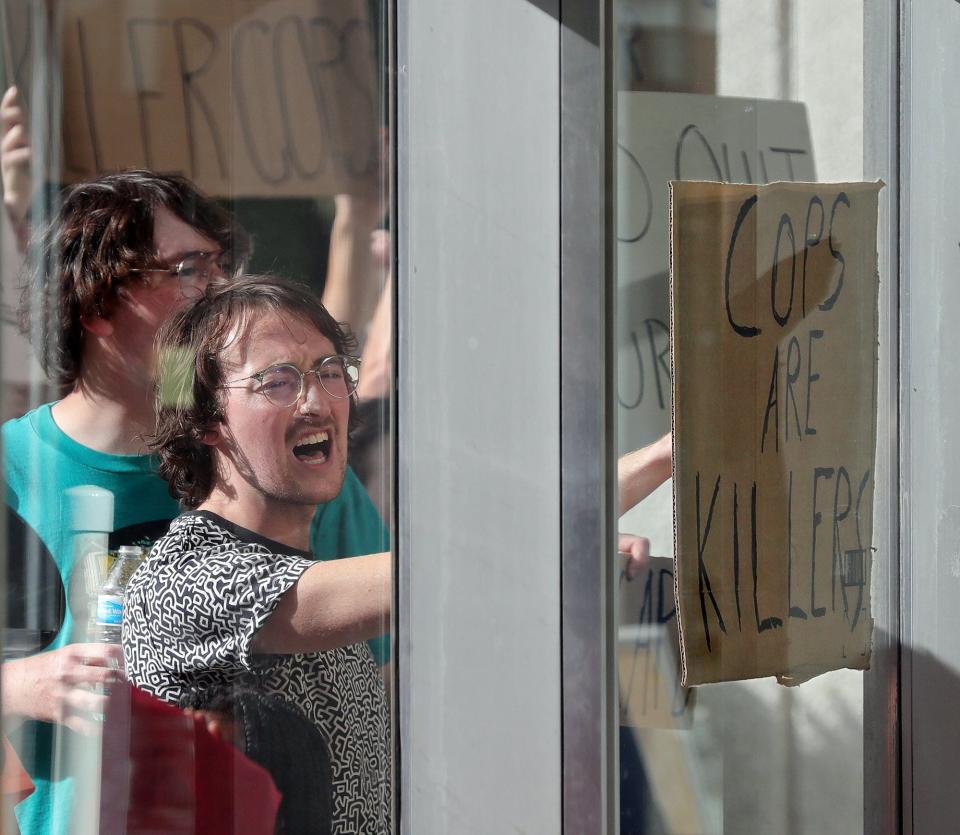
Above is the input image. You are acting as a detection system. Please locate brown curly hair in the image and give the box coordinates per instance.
[21,169,250,387]
[151,275,359,509]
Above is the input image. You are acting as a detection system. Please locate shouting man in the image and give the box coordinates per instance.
[123,276,391,834]
[2,170,386,835]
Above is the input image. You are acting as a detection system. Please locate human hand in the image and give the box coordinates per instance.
[183,707,238,747]
[618,533,651,581]
[333,191,384,231]
[2,643,124,735]
[369,226,390,269]
[0,86,32,226]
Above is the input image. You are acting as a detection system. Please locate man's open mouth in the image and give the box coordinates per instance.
[292,431,331,464]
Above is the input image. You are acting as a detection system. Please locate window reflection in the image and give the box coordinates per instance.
[0,3,392,833]
[615,2,867,833]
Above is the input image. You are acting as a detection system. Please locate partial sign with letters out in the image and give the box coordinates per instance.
[617,93,814,455]
[670,180,882,686]
[618,557,693,728]
[1,0,378,197]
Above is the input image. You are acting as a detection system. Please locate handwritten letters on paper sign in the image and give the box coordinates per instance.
[618,557,694,729]
[670,181,881,686]
[616,94,814,454]
[9,0,379,197]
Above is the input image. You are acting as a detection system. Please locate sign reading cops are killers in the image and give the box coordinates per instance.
[670,180,882,686]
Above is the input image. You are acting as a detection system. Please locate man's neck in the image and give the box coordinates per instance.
[51,384,155,456]
[197,493,314,553]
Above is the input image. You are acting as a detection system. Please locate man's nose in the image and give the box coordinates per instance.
[298,373,333,416]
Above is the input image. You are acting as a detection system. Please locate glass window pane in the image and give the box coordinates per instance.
[0,3,393,833]
[614,3,877,833]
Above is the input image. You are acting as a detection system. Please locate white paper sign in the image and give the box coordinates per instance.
[617,92,816,456]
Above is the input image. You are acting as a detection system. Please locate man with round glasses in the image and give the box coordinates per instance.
[124,275,391,834]
[224,355,363,407]
[129,248,239,299]
[0,167,388,835]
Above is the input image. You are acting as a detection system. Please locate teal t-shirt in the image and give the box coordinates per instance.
[3,403,389,835]
[311,465,391,666]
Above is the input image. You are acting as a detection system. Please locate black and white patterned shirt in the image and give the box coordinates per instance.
[122,511,389,834]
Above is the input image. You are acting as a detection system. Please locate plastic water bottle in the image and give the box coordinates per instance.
[66,485,114,642]
[93,545,144,648]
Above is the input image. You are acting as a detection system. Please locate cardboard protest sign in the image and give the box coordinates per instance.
[617,93,814,455]
[670,180,881,686]
[618,557,693,728]
[1,0,379,197]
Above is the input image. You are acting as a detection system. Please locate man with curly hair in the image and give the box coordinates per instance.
[124,275,391,833]
[1,167,387,835]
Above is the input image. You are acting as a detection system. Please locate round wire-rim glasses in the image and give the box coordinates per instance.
[129,250,241,300]
[224,356,362,407]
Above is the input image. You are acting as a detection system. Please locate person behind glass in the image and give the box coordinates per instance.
[619,432,672,516]
[0,166,386,833]
[123,275,391,834]
[0,167,249,835]
[100,681,335,835]
[615,432,673,577]
[183,686,335,835]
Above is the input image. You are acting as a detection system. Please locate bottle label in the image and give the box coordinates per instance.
[96,595,123,626]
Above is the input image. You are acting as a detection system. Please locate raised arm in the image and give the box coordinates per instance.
[251,551,391,655]
[321,193,383,337]
[618,432,672,516]
[0,86,32,252]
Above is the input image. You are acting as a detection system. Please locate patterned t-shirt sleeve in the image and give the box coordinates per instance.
[130,538,314,675]
[214,544,314,669]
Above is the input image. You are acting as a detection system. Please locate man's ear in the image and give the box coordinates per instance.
[200,424,223,446]
[79,312,114,338]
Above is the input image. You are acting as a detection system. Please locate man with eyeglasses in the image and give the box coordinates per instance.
[123,275,391,834]
[0,168,387,835]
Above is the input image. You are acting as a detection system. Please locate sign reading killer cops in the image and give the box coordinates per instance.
[670,180,882,686]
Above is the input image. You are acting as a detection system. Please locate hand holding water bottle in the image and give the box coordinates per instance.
[1,643,123,736]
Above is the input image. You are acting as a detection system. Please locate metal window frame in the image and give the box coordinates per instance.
[559,1,618,833]
[395,0,905,832]
[395,1,564,832]
[394,0,614,830]
[895,0,960,832]
[863,4,902,834]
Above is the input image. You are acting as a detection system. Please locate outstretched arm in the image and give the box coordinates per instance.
[251,551,391,655]
[255,437,671,653]
[618,432,672,516]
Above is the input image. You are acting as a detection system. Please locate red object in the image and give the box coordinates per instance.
[2,735,34,805]
[3,734,35,834]
[100,682,281,835]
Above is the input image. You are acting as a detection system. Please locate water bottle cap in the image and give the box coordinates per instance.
[117,545,145,559]
[65,485,115,533]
